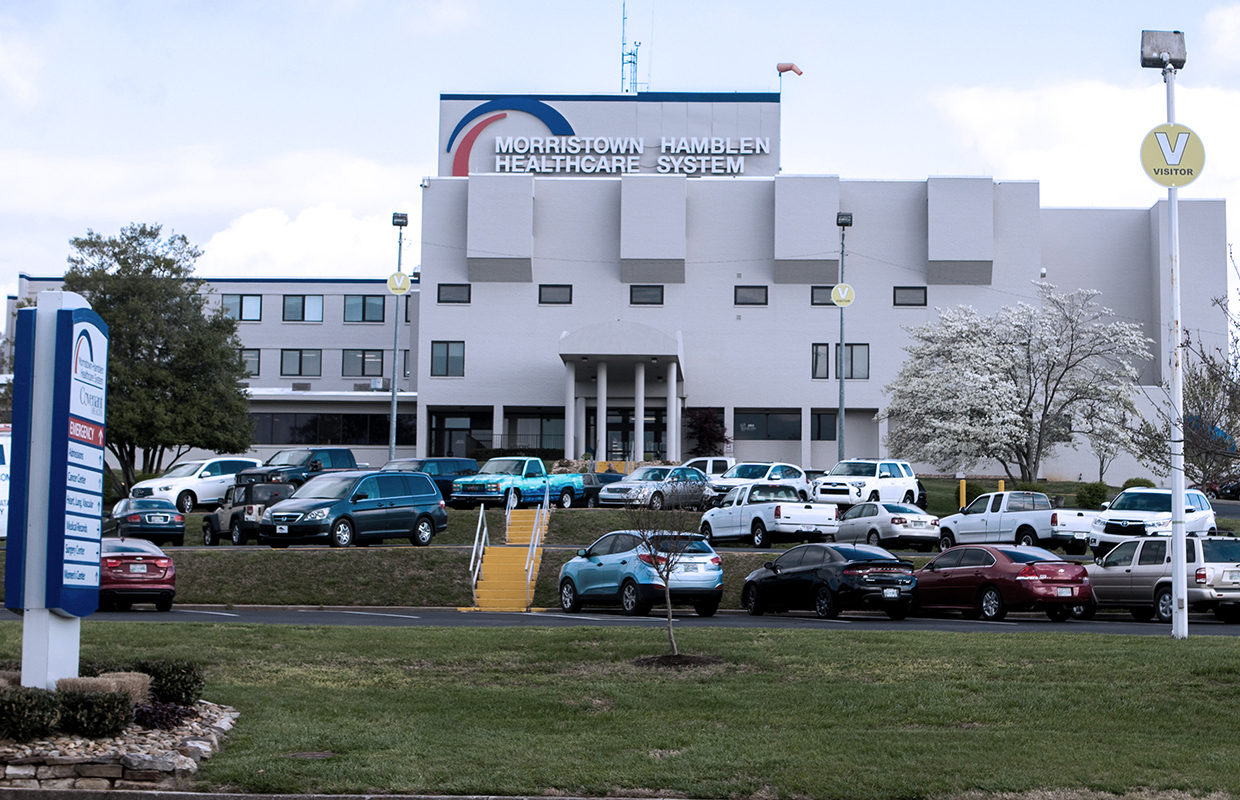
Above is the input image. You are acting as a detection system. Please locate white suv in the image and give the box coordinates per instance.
[702,462,812,506]
[813,459,918,506]
[1087,487,1217,556]
[130,457,262,513]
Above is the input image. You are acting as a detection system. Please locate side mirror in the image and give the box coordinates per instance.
[763,561,776,572]
[925,563,937,571]
[577,549,587,557]
[1094,557,1103,566]
[1100,502,1110,510]
[351,492,369,503]
[959,507,966,514]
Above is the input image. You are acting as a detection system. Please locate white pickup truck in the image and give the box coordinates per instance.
[937,491,1088,554]
[698,483,840,549]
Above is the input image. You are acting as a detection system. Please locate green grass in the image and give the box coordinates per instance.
[4,622,1240,797]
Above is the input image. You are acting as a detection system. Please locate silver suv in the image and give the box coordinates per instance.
[1080,535,1240,622]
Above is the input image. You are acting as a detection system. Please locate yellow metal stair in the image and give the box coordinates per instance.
[472,509,547,612]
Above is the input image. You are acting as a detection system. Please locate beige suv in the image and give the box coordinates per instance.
[1079,535,1240,622]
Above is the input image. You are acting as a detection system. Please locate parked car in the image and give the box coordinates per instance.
[914,545,1090,622]
[558,531,724,617]
[703,462,812,506]
[937,491,1084,552]
[811,459,919,507]
[699,483,839,547]
[130,456,262,513]
[1081,535,1240,622]
[579,472,609,507]
[597,465,708,510]
[100,537,175,611]
[259,470,447,548]
[681,456,735,477]
[1084,487,1217,556]
[237,447,362,488]
[836,502,940,551]
[451,457,586,509]
[103,498,185,547]
[380,457,479,502]
[201,481,295,546]
[741,543,916,620]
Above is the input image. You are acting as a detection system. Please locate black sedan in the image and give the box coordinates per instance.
[103,498,185,547]
[741,543,916,620]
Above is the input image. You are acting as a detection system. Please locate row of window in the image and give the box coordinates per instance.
[437,284,928,308]
[241,349,410,378]
[223,294,394,323]
[733,410,839,441]
[250,412,416,446]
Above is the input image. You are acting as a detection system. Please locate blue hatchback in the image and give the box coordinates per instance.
[558,530,723,617]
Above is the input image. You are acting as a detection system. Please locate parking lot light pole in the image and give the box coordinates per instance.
[389,212,409,462]
[836,212,852,463]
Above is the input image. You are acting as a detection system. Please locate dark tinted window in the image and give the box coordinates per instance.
[995,547,1059,563]
[774,548,806,569]
[630,285,663,305]
[893,286,927,306]
[958,548,995,568]
[929,550,963,569]
[811,285,835,305]
[799,546,826,567]
[653,537,712,554]
[734,285,768,305]
[1201,539,1240,563]
[407,474,437,496]
[1138,540,1167,566]
[990,495,1004,513]
[438,284,471,303]
[377,475,409,499]
[539,284,573,304]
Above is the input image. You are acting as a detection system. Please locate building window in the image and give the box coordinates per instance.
[630,285,664,305]
[734,409,800,441]
[734,286,768,306]
[431,341,465,377]
[812,344,830,379]
[249,412,415,446]
[282,294,323,322]
[837,343,870,380]
[402,349,410,378]
[438,284,471,304]
[239,349,260,377]
[811,412,838,441]
[893,286,927,307]
[281,349,321,377]
[222,294,261,321]
[539,284,573,304]
[344,295,385,322]
[811,285,837,306]
[343,349,384,377]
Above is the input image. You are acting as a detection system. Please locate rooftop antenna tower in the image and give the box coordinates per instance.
[621,1,641,92]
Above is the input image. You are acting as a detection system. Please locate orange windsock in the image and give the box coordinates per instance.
[776,62,802,75]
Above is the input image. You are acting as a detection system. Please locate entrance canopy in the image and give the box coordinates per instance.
[558,321,683,376]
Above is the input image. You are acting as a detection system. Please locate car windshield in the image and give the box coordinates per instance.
[294,476,358,500]
[265,450,313,467]
[882,504,923,515]
[479,459,525,475]
[722,464,769,479]
[131,499,176,510]
[629,467,669,482]
[1202,540,1240,563]
[651,537,712,554]
[158,462,203,479]
[1109,492,1172,513]
[381,460,424,472]
[829,462,878,477]
[995,547,1061,563]
[749,485,799,502]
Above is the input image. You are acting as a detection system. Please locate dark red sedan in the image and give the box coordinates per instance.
[100,537,176,612]
[914,545,1089,622]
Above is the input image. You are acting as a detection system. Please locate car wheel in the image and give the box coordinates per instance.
[977,586,1007,621]
[620,581,650,616]
[559,489,573,509]
[329,518,354,548]
[694,600,719,617]
[1130,606,1154,622]
[559,579,581,613]
[155,597,173,612]
[1206,489,1219,500]
[411,517,434,547]
[176,491,196,515]
[1071,602,1096,620]
[866,531,881,547]
[867,491,880,502]
[649,493,664,511]
[751,520,769,549]
[743,584,764,616]
[1045,605,1072,622]
[1016,527,1038,547]
[700,522,714,544]
[586,493,598,508]
[1155,587,1174,624]
[202,523,218,547]
[903,491,914,504]
[230,520,246,547]
[1065,541,1088,556]
[506,489,520,510]
[814,586,839,619]
[938,532,955,552]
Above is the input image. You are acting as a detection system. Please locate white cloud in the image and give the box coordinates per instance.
[0,26,41,105]
[1206,3,1240,69]
[402,0,482,36]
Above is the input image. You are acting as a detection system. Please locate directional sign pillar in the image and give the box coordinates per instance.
[5,291,108,689]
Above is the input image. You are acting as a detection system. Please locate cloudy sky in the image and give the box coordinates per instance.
[1,1,1237,337]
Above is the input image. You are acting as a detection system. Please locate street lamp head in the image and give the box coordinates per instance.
[836,212,853,228]
[1141,30,1186,69]
[392,212,409,227]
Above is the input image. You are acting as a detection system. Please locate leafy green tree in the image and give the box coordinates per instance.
[62,223,252,492]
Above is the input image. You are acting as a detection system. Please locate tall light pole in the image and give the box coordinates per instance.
[836,212,852,463]
[388,212,410,462]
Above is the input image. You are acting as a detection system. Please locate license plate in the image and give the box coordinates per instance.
[681,563,699,573]
[909,520,925,528]
[1226,570,1240,583]
[277,525,288,534]
[1057,587,1072,597]
[882,588,899,599]
[148,515,168,523]
[129,564,147,573]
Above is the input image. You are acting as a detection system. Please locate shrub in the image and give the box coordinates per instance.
[98,672,151,706]
[0,686,60,741]
[57,690,133,738]
[1122,477,1157,490]
[132,659,206,706]
[1076,481,1110,510]
[134,701,195,730]
[1015,482,1044,493]
[79,658,132,678]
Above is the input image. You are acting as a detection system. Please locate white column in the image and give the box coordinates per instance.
[575,396,586,459]
[564,361,576,460]
[596,361,608,460]
[801,405,812,469]
[634,361,646,463]
[666,361,678,462]
[492,405,504,450]
[415,399,428,458]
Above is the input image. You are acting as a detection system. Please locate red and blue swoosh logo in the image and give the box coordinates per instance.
[446,98,575,176]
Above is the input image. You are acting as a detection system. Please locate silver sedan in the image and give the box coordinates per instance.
[835,502,940,551]
[597,466,708,510]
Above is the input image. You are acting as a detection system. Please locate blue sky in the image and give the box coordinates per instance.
[2,1,1237,336]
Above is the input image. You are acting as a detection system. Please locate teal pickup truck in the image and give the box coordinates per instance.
[451,457,586,509]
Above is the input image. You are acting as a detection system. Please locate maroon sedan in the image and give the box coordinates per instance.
[100,537,176,612]
[914,545,1089,622]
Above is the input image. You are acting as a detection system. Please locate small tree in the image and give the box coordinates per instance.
[684,407,731,458]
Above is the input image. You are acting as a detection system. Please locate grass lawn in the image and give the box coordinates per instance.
[4,622,1240,798]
